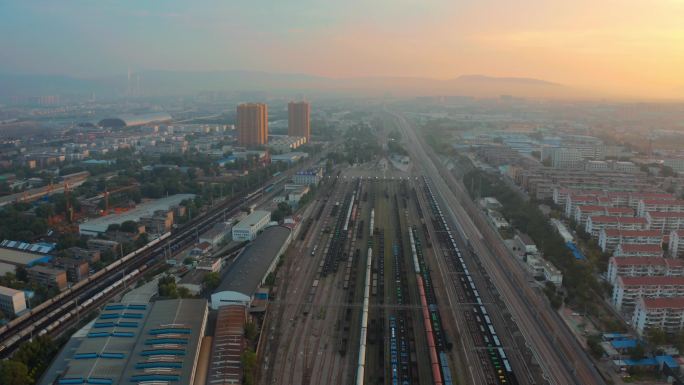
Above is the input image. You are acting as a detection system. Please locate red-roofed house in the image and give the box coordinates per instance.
[633,296,684,335]
[599,229,664,252]
[614,243,664,258]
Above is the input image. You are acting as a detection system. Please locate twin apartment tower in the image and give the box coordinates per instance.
[237,101,310,146]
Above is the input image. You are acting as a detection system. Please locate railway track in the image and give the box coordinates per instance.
[0,170,292,357]
[423,177,518,385]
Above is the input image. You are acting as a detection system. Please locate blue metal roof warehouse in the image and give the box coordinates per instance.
[39,299,208,385]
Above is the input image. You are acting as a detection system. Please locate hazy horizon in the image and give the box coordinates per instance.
[1,0,683,99]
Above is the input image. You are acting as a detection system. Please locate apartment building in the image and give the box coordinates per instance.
[139,209,174,235]
[637,199,684,217]
[627,193,676,210]
[565,195,599,217]
[612,276,684,312]
[645,211,684,232]
[614,243,664,258]
[574,205,609,226]
[669,230,684,258]
[574,206,635,226]
[553,188,603,206]
[599,229,664,253]
[554,188,673,211]
[607,257,684,286]
[586,216,648,237]
[552,148,584,170]
[27,265,67,291]
[585,160,611,172]
[613,161,639,173]
[633,297,684,336]
[52,257,89,283]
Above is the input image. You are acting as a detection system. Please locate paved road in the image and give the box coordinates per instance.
[386,110,605,385]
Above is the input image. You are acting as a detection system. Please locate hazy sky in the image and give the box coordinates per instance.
[1,0,683,98]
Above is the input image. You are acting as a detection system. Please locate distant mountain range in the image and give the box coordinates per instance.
[0,70,590,99]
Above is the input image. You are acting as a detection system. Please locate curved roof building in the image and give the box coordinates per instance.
[211,225,292,309]
[98,112,172,128]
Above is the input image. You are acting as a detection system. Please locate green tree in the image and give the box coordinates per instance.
[628,344,646,360]
[674,330,684,353]
[0,360,31,385]
[34,203,54,219]
[158,275,178,298]
[203,272,221,290]
[177,286,192,298]
[9,335,58,383]
[244,322,258,341]
[264,272,276,287]
[241,349,258,385]
[16,267,28,282]
[646,328,668,346]
[120,220,138,233]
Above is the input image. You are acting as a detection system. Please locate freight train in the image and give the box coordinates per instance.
[423,177,516,385]
[0,232,170,354]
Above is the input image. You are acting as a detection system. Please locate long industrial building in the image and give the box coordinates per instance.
[206,305,248,385]
[212,225,291,309]
[97,112,173,128]
[40,299,208,385]
[0,246,53,274]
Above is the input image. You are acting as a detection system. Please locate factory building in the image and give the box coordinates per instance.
[293,167,323,186]
[0,247,53,275]
[212,226,292,309]
[231,210,271,241]
[268,135,307,153]
[40,299,208,385]
[97,112,172,129]
[200,222,231,248]
[27,265,67,291]
[78,194,194,236]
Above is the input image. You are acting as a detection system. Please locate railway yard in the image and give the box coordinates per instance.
[260,159,548,385]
